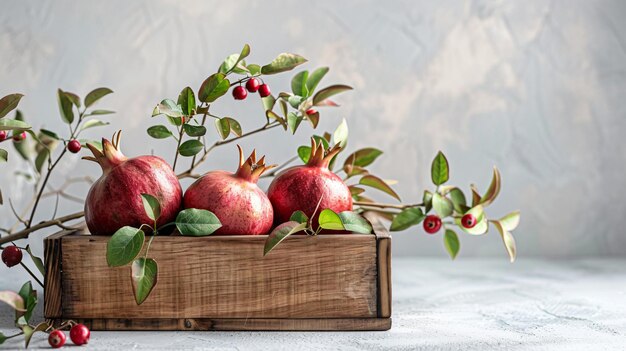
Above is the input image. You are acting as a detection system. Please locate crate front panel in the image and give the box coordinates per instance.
[59,234,378,319]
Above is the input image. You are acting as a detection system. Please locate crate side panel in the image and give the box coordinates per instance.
[61,235,378,319]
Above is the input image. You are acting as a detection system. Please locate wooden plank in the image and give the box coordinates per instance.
[59,317,391,331]
[44,228,77,318]
[60,234,378,319]
[373,218,392,318]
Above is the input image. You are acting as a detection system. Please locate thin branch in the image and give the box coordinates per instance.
[261,156,298,178]
[0,211,84,246]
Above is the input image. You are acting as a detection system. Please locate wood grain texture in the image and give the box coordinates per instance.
[43,229,74,318]
[59,234,379,319]
[54,317,391,331]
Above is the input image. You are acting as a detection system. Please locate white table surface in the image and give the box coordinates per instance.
[2,258,625,350]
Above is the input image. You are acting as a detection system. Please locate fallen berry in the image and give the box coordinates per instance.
[70,323,90,346]
[48,330,66,348]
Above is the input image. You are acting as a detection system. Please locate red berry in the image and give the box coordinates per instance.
[423,215,442,234]
[67,139,82,153]
[232,86,247,100]
[245,77,260,92]
[12,132,26,142]
[461,214,477,228]
[1,246,22,267]
[70,323,90,346]
[306,109,317,115]
[258,84,271,98]
[48,330,66,348]
[0,130,7,141]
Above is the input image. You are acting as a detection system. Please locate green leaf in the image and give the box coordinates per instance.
[333,118,348,148]
[287,95,304,109]
[65,91,81,107]
[152,99,183,118]
[106,226,145,267]
[431,151,449,185]
[262,95,276,111]
[85,87,113,108]
[448,187,468,213]
[214,118,230,140]
[312,84,353,105]
[58,90,75,124]
[0,290,25,312]
[141,193,161,222]
[219,44,250,74]
[297,145,311,163]
[266,110,287,130]
[291,70,309,97]
[344,148,383,168]
[175,208,222,236]
[223,117,242,137]
[131,258,158,305]
[499,211,520,232]
[25,245,45,276]
[40,129,60,140]
[0,93,24,118]
[306,67,329,94]
[264,221,307,256]
[480,167,501,206]
[198,73,230,103]
[34,149,49,173]
[444,229,460,260]
[247,64,261,75]
[390,207,425,231]
[0,118,30,131]
[338,211,372,233]
[17,282,36,323]
[87,109,115,116]
[183,124,207,137]
[178,140,203,156]
[177,86,196,116]
[287,112,303,134]
[0,148,6,163]
[79,119,109,131]
[432,192,453,218]
[147,125,174,139]
[0,331,6,344]
[492,220,516,262]
[359,175,401,201]
[455,205,488,235]
[290,210,309,224]
[318,209,345,231]
[261,53,307,75]
[23,322,48,348]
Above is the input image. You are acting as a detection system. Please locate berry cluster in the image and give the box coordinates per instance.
[48,323,90,348]
[232,77,271,100]
[422,213,477,234]
[0,130,26,142]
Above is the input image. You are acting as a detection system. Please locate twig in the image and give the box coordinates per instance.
[19,262,43,288]
[261,156,298,178]
[0,211,84,245]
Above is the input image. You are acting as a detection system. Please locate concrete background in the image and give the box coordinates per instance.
[1,0,626,260]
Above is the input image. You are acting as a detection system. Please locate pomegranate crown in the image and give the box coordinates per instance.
[235,145,277,183]
[82,130,127,172]
[306,137,342,168]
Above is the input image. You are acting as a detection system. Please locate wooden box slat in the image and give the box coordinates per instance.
[45,222,391,331]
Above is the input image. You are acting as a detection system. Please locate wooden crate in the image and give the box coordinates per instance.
[43,222,391,331]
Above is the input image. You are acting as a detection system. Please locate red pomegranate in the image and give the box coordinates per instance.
[183,145,276,235]
[83,131,182,235]
[268,138,353,226]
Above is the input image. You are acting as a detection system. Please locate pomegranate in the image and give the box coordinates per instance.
[267,138,352,226]
[183,145,275,235]
[83,131,182,235]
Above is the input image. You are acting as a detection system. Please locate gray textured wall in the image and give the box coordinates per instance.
[1,0,625,259]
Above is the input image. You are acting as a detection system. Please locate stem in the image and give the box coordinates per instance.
[171,123,185,172]
[189,104,209,168]
[353,201,423,210]
[260,156,298,178]
[177,121,280,179]
[0,211,84,245]
[26,148,67,227]
[20,262,43,288]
